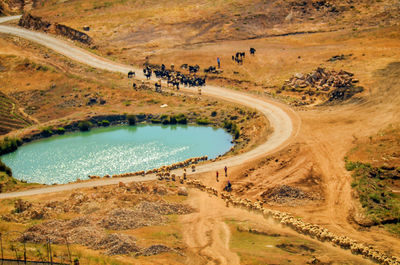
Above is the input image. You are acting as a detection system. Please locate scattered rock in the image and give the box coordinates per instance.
[178,186,188,196]
[19,13,93,45]
[327,54,352,62]
[141,244,172,256]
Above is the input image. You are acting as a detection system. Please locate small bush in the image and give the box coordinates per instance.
[345,160,363,171]
[99,120,110,126]
[234,129,240,139]
[169,116,177,125]
[41,127,53,137]
[223,120,233,130]
[211,111,217,117]
[56,127,65,134]
[0,159,12,176]
[175,114,187,124]
[161,115,170,125]
[151,119,161,124]
[223,120,240,139]
[78,121,93,131]
[196,118,210,125]
[127,115,137,125]
[0,137,22,155]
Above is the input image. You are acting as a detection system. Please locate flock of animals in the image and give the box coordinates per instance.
[126,47,257,92]
[87,156,208,180]
[160,177,399,265]
[86,149,398,265]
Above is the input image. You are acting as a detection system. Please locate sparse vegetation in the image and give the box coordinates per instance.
[99,120,110,126]
[56,127,66,134]
[223,120,240,139]
[41,126,53,137]
[78,121,93,131]
[346,159,400,233]
[0,137,22,156]
[127,115,137,125]
[196,118,211,125]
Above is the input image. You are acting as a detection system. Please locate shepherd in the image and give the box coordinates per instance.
[217,57,221,69]
[224,166,228,177]
[216,171,219,182]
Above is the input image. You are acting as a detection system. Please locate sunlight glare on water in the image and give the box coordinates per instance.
[1,125,233,184]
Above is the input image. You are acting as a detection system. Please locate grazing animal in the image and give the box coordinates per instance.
[128,71,135,78]
[155,80,162,92]
[250,47,256,55]
[143,67,152,80]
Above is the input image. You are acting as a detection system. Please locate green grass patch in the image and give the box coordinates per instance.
[346,159,400,228]
[196,118,211,125]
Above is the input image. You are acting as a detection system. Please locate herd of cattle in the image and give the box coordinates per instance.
[127,47,257,92]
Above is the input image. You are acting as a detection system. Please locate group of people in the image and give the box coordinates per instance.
[215,166,232,192]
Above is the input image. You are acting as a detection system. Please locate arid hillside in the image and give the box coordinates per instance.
[30,0,400,48]
[0,0,399,264]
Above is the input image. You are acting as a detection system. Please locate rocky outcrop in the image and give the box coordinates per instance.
[0,0,37,15]
[54,23,93,45]
[18,13,93,45]
[18,12,51,30]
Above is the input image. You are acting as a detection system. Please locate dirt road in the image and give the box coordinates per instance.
[0,20,299,199]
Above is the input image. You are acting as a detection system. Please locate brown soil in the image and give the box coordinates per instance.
[1,0,400,263]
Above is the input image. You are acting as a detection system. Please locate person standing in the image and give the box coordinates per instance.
[217,57,221,69]
[224,166,228,177]
[216,171,219,182]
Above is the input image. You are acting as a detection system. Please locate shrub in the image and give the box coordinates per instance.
[234,129,240,139]
[369,193,381,203]
[175,114,187,124]
[56,127,65,134]
[41,127,53,137]
[99,120,110,126]
[196,118,210,125]
[151,119,161,124]
[223,120,233,130]
[223,120,240,139]
[78,121,93,131]
[127,115,137,125]
[161,115,170,125]
[211,111,217,117]
[345,160,362,171]
[0,159,12,176]
[169,116,177,125]
[0,137,22,156]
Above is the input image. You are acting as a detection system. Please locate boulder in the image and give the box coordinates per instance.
[178,187,188,196]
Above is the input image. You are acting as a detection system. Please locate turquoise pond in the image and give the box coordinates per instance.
[1,125,233,184]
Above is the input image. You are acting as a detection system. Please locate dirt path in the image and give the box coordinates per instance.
[0,16,21,24]
[181,189,375,265]
[0,21,299,199]
[181,190,240,265]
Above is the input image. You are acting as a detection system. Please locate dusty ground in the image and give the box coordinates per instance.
[0,0,400,264]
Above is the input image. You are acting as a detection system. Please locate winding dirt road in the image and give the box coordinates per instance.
[0,17,299,199]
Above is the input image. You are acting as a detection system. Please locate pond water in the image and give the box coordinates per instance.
[1,125,233,184]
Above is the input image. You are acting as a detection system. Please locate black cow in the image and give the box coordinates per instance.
[250,47,256,55]
[128,71,135,78]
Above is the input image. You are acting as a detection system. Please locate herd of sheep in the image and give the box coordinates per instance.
[87,156,208,180]
[85,156,400,265]
[165,177,399,265]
